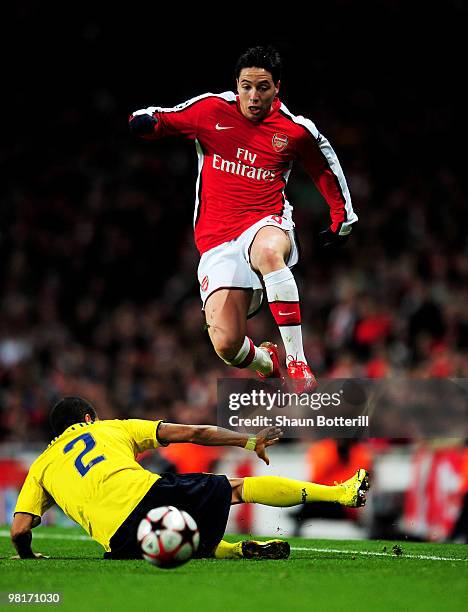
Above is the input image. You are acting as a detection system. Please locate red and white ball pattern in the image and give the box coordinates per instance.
[137,506,200,568]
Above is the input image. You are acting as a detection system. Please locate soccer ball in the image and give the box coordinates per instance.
[137,506,200,568]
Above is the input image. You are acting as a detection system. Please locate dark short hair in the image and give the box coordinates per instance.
[235,46,282,84]
[49,397,97,437]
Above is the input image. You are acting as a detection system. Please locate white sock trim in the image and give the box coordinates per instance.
[263,268,299,302]
[222,336,250,366]
[263,267,294,286]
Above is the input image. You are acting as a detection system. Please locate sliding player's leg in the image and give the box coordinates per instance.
[230,470,370,508]
[249,225,316,388]
[213,470,370,560]
[212,477,290,560]
[204,289,279,376]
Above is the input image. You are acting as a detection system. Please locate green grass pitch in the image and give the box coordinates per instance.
[1,526,467,611]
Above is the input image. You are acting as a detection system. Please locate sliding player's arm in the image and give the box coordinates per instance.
[11,473,54,558]
[10,513,48,559]
[296,123,357,247]
[157,423,283,465]
[128,94,211,140]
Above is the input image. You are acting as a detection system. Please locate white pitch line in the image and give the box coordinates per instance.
[291,546,468,562]
[0,531,466,562]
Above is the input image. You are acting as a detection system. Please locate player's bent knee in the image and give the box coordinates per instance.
[211,335,244,362]
[255,246,287,274]
[229,478,245,504]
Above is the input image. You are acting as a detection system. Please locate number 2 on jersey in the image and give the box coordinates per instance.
[64,432,106,476]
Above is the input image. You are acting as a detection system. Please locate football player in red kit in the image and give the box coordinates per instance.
[129,46,357,388]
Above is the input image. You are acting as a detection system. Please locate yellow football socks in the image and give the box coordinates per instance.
[242,475,343,506]
[214,540,244,559]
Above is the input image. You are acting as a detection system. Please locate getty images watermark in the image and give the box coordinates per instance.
[217,378,468,439]
[227,388,368,429]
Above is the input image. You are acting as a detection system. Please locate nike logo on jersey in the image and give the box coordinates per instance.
[215,123,234,130]
[279,311,295,316]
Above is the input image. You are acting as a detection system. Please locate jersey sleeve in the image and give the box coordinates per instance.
[295,121,358,234]
[120,419,167,455]
[130,93,215,141]
[14,472,54,519]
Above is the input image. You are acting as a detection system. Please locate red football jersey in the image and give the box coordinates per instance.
[131,92,357,255]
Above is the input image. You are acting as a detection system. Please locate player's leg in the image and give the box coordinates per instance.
[213,478,290,560]
[249,226,316,386]
[213,471,369,560]
[204,289,275,376]
[229,470,370,508]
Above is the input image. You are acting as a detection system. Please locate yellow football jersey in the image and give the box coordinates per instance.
[15,419,166,550]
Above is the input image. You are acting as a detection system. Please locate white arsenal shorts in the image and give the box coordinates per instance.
[198,214,299,318]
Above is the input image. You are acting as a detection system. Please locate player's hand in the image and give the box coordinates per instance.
[254,426,283,465]
[129,112,158,136]
[318,226,351,248]
[10,552,50,559]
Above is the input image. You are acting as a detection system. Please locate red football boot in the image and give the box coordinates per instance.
[257,342,284,383]
[287,359,318,392]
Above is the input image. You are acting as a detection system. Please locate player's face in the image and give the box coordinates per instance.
[237,68,280,122]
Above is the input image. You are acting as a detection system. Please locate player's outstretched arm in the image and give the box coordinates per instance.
[10,513,48,559]
[157,423,282,465]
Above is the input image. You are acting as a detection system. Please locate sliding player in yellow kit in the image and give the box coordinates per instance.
[11,397,369,560]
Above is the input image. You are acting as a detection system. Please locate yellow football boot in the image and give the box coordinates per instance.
[338,468,370,507]
[241,539,290,559]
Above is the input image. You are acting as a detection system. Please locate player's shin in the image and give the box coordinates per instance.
[263,268,306,365]
[241,475,348,505]
[222,336,273,375]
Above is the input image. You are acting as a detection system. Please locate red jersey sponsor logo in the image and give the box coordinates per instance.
[201,275,209,292]
[212,147,276,182]
[272,133,289,152]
